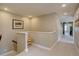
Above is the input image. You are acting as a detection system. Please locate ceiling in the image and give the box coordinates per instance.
[0,3,78,17]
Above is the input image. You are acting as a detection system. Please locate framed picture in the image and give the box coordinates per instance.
[75,19,79,27]
[12,19,24,29]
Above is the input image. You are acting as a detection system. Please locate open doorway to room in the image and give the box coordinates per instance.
[59,16,74,43]
[62,22,73,36]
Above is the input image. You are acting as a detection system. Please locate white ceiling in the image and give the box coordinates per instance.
[0,3,78,17]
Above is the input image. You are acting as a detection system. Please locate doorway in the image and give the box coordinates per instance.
[63,22,73,36]
[59,16,74,43]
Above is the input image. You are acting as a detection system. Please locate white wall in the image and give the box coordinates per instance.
[0,10,26,53]
[39,14,58,32]
[22,13,59,32]
[30,13,59,32]
[30,32,58,48]
[29,13,59,48]
[21,17,31,31]
[0,10,59,52]
[74,7,79,49]
[21,13,59,48]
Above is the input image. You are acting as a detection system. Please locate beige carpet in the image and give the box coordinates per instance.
[17,41,79,56]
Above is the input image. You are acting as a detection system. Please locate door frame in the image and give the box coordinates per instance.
[58,16,74,43]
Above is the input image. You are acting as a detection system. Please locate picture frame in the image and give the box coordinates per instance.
[12,19,24,29]
[75,18,79,27]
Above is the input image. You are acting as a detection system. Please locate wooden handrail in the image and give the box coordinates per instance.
[12,40,17,44]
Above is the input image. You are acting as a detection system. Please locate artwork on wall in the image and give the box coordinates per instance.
[12,19,24,29]
[75,18,79,27]
[75,11,79,27]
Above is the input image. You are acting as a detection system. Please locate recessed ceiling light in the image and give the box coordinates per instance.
[64,13,67,15]
[28,15,33,19]
[62,4,66,7]
[28,16,32,18]
[4,8,8,11]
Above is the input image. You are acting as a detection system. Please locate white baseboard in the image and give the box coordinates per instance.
[33,41,58,51]
[58,39,74,44]
[50,40,58,49]
[74,43,79,53]
[58,36,74,44]
[33,43,51,50]
[24,49,28,52]
[0,50,15,56]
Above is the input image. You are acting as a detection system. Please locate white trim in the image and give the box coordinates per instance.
[33,41,58,50]
[74,44,79,53]
[58,16,74,44]
[24,48,28,52]
[50,40,59,49]
[0,50,15,56]
[72,20,74,43]
[58,39,74,44]
[33,43,51,50]
[29,31,56,33]
[19,31,57,33]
